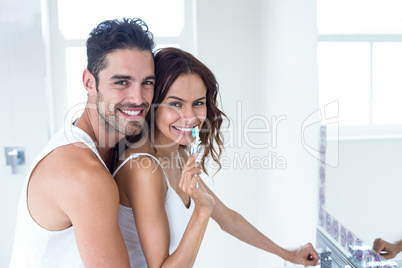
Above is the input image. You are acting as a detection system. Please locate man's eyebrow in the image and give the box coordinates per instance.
[145,75,156,80]
[110,75,156,81]
[110,75,133,81]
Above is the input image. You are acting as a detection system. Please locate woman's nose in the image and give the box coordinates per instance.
[182,107,197,125]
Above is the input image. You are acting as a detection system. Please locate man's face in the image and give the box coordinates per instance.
[95,48,155,137]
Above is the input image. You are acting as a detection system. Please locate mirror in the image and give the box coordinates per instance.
[318,125,402,263]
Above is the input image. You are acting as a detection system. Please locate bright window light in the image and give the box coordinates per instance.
[58,0,184,40]
[318,0,402,34]
[372,43,402,125]
[318,0,402,129]
[318,42,371,126]
[66,47,87,111]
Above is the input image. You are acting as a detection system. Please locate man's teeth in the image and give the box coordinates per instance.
[121,110,141,116]
[175,127,194,132]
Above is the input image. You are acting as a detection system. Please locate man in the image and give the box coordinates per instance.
[9,18,155,267]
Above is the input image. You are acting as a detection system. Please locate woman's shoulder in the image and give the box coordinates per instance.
[114,152,167,197]
[114,153,168,206]
[115,152,160,174]
[113,139,161,179]
[116,138,154,162]
[123,139,154,156]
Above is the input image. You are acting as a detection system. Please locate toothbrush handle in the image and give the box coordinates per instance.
[191,144,199,155]
[190,146,199,187]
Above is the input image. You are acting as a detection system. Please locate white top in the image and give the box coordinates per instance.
[113,153,195,268]
[9,124,108,268]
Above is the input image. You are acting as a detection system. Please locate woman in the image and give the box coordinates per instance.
[113,47,319,267]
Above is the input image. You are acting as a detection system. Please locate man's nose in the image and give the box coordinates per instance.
[126,84,144,105]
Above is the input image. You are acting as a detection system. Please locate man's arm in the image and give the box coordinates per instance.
[59,149,130,267]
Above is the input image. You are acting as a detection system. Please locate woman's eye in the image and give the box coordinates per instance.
[193,101,205,106]
[168,102,181,108]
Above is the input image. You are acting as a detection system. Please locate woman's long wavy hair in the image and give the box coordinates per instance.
[149,47,227,174]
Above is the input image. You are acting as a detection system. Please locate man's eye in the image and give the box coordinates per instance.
[143,81,154,86]
[116,81,127,86]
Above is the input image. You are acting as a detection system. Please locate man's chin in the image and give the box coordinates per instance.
[124,120,144,134]
[124,123,145,141]
[125,131,144,143]
[123,128,140,136]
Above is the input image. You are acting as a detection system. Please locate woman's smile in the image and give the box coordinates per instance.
[172,125,197,134]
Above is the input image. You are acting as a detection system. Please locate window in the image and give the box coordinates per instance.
[317,0,402,137]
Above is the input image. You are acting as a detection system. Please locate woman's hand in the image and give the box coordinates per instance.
[373,238,402,260]
[179,153,215,213]
[287,243,320,267]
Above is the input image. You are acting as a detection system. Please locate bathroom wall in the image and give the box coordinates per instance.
[0,0,50,266]
[325,138,402,259]
[194,0,319,267]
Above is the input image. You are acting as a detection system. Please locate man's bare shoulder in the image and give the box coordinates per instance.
[28,143,118,230]
[36,143,109,181]
[45,143,117,197]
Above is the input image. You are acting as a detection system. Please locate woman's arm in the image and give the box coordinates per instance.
[117,154,214,268]
[199,179,319,266]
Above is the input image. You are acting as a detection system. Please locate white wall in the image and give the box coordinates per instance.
[325,138,402,259]
[194,0,319,267]
[0,0,50,266]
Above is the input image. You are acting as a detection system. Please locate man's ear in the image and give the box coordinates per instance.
[83,69,96,95]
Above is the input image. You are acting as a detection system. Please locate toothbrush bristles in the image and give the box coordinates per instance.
[192,126,199,138]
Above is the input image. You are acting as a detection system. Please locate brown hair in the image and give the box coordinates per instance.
[150,47,227,174]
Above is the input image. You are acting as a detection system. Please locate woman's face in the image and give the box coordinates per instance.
[154,73,207,146]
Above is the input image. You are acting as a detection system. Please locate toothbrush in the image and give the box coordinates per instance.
[191,126,200,155]
[191,126,200,187]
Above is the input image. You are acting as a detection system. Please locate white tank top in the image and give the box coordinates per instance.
[113,153,195,268]
[9,124,108,268]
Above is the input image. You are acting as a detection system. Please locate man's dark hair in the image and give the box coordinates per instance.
[86,18,154,86]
